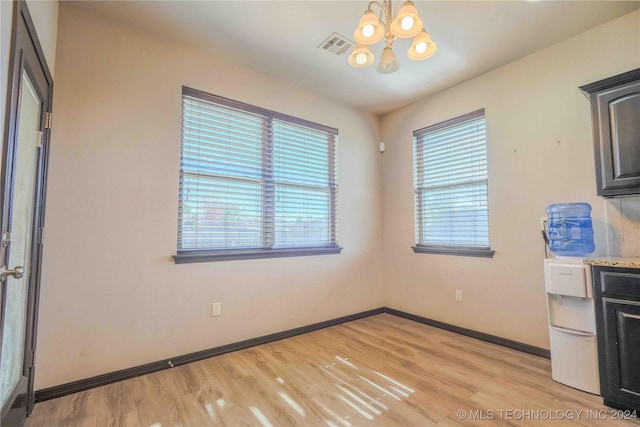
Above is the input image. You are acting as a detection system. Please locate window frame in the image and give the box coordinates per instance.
[174,87,341,264]
[411,109,494,258]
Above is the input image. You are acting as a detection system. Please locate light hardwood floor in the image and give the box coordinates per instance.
[25,314,640,427]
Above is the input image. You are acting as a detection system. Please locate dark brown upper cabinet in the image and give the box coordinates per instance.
[581,69,640,197]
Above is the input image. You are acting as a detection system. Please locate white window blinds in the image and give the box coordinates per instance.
[177,87,339,261]
[413,109,492,255]
[273,120,337,248]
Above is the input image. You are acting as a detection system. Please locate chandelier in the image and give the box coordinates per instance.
[348,0,437,74]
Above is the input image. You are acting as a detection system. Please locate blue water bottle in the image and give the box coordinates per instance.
[546,203,595,256]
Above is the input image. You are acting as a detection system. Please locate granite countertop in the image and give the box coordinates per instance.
[584,257,640,269]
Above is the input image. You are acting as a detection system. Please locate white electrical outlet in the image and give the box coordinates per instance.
[211,302,221,317]
[540,217,548,232]
[455,290,463,302]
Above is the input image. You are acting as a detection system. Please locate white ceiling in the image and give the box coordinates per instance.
[66,0,640,115]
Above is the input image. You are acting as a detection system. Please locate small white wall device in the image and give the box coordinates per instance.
[379,141,386,153]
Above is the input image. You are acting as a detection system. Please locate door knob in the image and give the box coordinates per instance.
[0,265,25,281]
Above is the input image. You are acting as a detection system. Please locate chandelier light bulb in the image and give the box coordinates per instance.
[390,1,422,38]
[382,52,393,68]
[362,24,375,38]
[354,10,384,44]
[401,16,414,31]
[376,47,400,74]
[348,44,375,67]
[408,29,437,61]
[415,41,428,54]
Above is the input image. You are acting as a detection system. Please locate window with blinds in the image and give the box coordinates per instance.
[412,109,494,258]
[175,87,340,263]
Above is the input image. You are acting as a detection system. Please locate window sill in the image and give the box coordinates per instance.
[173,246,343,264]
[412,246,495,258]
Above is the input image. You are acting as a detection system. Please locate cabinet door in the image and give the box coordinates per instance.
[601,298,640,409]
[593,81,640,196]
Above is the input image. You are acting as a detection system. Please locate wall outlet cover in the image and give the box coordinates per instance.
[211,302,221,317]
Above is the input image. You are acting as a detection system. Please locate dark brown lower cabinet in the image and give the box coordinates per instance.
[593,267,640,411]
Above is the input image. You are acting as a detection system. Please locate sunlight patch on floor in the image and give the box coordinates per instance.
[337,394,374,420]
[335,356,358,369]
[375,371,416,393]
[344,384,389,410]
[204,402,216,421]
[358,375,402,401]
[277,391,306,416]
[249,406,274,427]
[336,385,382,415]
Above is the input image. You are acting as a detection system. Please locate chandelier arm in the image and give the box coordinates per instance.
[386,0,393,25]
[391,0,401,18]
[386,0,395,43]
[367,0,390,25]
[367,1,387,14]
[365,0,396,42]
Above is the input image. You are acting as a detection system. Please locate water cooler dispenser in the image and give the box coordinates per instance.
[543,203,599,394]
[544,259,599,394]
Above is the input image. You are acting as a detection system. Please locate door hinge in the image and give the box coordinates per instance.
[25,348,35,368]
[44,112,52,129]
[37,227,44,245]
[1,232,9,248]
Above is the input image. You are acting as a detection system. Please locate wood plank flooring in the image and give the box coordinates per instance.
[25,314,640,426]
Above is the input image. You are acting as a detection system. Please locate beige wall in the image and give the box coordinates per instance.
[380,11,640,349]
[35,4,384,389]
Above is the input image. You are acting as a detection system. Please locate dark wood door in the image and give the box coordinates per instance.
[0,1,53,426]
[601,297,640,410]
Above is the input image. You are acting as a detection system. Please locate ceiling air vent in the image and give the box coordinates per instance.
[318,32,354,56]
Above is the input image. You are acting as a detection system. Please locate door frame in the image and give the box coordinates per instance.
[0,0,53,424]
